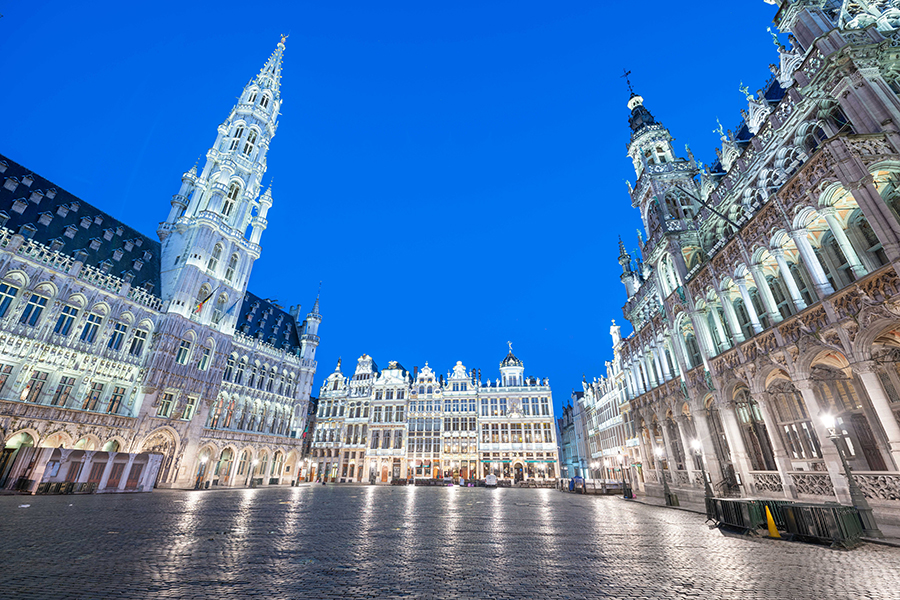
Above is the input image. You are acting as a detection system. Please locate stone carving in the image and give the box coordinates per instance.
[751,471,783,493]
[856,473,900,501]
[792,472,834,496]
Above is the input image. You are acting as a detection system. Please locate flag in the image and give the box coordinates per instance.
[194,286,219,314]
[224,298,241,316]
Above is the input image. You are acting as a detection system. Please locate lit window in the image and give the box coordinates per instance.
[20,294,48,327]
[198,346,211,371]
[51,376,76,406]
[157,392,174,417]
[54,305,78,336]
[24,371,49,402]
[0,283,19,318]
[108,386,126,414]
[80,313,102,343]
[183,396,197,421]
[82,382,104,411]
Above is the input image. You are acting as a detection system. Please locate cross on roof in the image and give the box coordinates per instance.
[621,68,634,95]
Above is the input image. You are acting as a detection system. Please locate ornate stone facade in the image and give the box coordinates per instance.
[0,38,320,492]
[609,1,900,523]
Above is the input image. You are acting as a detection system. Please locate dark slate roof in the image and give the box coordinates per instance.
[236,290,302,352]
[764,79,786,104]
[0,153,161,292]
[500,351,523,367]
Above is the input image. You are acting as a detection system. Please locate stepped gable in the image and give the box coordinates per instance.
[236,290,301,352]
[0,153,162,292]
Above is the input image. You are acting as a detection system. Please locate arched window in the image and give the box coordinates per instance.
[768,379,821,461]
[734,388,776,471]
[212,294,228,324]
[209,398,223,428]
[229,126,244,151]
[223,184,239,217]
[243,130,257,156]
[224,356,235,381]
[195,284,211,316]
[260,95,270,109]
[684,333,702,369]
[176,337,192,365]
[224,399,235,428]
[198,342,212,371]
[248,90,258,103]
[207,244,222,272]
[235,359,245,385]
[225,254,239,283]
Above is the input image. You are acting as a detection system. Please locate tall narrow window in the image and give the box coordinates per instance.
[0,283,19,318]
[243,130,257,156]
[248,90,258,103]
[224,357,235,381]
[129,329,147,356]
[198,345,211,371]
[207,244,222,271]
[260,95,269,109]
[25,371,49,402]
[225,254,238,282]
[20,294,48,326]
[223,184,239,217]
[51,376,76,406]
[176,339,192,365]
[157,392,174,418]
[80,313,102,343]
[108,386,126,414]
[229,126,244,151]
[82,382,104,411]
[107,322,127,350]
[54,305,78,336]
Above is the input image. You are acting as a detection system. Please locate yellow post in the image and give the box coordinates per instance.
[765,506,781,539]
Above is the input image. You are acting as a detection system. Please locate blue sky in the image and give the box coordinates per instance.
[1,1,781,413]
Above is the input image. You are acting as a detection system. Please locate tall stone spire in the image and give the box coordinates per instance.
[157,37,287,327]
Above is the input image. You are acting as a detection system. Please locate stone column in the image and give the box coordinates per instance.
[790,229,835,298]
[718,402,755,494]
[708,306,731,352]
[751,392,798,499]
[854,360,900,470]
[116,455,137,491]
[771,248,808,312]
[794,379,851,503]
[650,345,667,383]
[717,289,746,343]
[691,408,726,485]
[658,344,673,380]
[674,415,697,485]
[736,277,764,334]
[749,264,784,324]
[97,453,118,491]
[692,311,718,359]
[821,207,868,278]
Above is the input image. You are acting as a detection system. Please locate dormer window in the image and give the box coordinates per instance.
[133,258,143,271]
[80,216,92,229]
[89,238,102,250]
[29,190,43,203]
[112,248,124,261]
[22,174,33,187]
[50,238,64,252]
[124,240,134,252]
[4,178,19,192]
[0,161,7,173]
[134,238,142,247]
[46,188,57,199]
[64,225,77,239]
[115,226,124,236]
[56,204,69,217]
[142,250,152,260]
[93,215,103,225]
[38,212,53,227]
[103,228,115,241]
[11,199,28,214]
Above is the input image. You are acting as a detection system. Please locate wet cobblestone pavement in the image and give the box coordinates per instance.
[2,485,899,599]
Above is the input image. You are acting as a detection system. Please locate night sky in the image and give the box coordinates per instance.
[1,1,782,414]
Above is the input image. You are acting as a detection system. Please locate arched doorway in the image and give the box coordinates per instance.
[217,449,234,486]
[381,463,389,483]
[195,448,212,489]
[0,432,34,487]
[140,429,177,487]
[513,462,524,483]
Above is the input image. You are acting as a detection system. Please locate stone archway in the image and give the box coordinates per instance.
[140,429,178,487]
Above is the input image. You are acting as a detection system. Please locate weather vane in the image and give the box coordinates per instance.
[621,68,634,95]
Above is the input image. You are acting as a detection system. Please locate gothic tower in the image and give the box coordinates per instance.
[157,37,286,333]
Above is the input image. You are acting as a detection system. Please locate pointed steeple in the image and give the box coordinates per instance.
[255,35,286,96]
[627,93,657,135]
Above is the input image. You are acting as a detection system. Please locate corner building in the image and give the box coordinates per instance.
[611,1,900,524]
[0,38,321,491]
[311,349,559,484]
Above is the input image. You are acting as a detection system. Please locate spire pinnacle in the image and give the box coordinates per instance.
[620,68,634,96]
[255,37,286,95]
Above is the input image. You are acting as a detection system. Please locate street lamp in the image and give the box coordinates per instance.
[617,450,632,499]
[821,414,883,538]
[655,446,678,507]
[692,439,714,498]
[247,459,259,488]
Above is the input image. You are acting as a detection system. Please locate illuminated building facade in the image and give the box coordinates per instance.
[0,38,320,492]
[608,1,900,522]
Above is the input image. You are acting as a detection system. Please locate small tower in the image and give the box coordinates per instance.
[301,294,321,362]
[499,342,524,387]
[618,237,637,298]
[158,37,286,331]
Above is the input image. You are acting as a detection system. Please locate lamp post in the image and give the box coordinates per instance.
[655,446,677,506]
[821,414,883,538]
[247,459,258,488]
[618,450,631,499]
[692,439,714,498]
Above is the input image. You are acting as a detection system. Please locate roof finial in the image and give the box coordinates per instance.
[280,33,289,46]
[507,340,513,353]
[621,68,635,96]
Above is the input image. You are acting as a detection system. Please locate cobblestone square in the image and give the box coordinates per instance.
[1,486,899,599]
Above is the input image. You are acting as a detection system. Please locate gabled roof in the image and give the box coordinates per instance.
[235,290,302,352]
